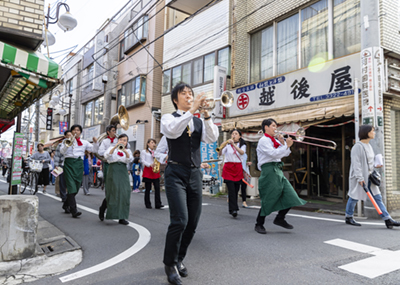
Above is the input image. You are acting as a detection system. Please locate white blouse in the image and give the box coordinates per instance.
[221,142,246,163]
[98,137,117,157]
[104,146,133,164]
[155,136,168,164]
[141,149,155,168]
[256,136,291,170]
[60,138,97,160]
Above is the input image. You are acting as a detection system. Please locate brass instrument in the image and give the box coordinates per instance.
[275,128,337,150]
[117,144,125,151]
[94,105,130,161]
[64,134,76,147]
[153,157,160,173]
[188,91,234,111]
[216,140,231,152]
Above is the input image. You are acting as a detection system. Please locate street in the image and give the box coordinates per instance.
[1,179,400,285]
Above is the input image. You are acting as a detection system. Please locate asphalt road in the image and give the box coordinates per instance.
[2,179,400,285]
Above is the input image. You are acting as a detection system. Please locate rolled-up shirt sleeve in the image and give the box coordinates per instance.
[201,118,219,144]
[155,136,168,164]
[161,113,193,139]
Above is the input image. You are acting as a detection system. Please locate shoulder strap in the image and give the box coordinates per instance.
[358,142,371,172]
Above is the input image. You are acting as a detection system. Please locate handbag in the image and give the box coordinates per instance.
[29,160,43,172]
[360,143,381,186]
[48,164,53,171]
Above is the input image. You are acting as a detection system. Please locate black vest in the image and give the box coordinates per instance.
[167,112,203,168]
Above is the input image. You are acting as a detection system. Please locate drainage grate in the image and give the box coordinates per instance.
[39,236,81,257]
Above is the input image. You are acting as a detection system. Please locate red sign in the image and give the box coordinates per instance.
[237,93,249,110]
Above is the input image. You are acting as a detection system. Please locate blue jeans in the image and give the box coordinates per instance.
[49,172,55,184]
[345,181,390,220]
[133,175,140,189]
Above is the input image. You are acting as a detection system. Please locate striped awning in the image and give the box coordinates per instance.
[0,41,62,120]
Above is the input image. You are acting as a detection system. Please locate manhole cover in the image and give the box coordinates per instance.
[39,236,80,257]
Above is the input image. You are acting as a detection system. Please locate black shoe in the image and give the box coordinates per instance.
[146,205,152,209]
[99,206,105,221]
[385,219,400,229]
[177,261,188,277]
[273,218,294,229]
[345,217,361,227]
[164,265,182,285]
[119,219,129,225]
[62,205,70,214]
[231,210,238,218]
[255,225,267,234]
[155,205,164,209]
[71,211,82,218]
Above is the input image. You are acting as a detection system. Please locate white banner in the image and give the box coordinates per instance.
[228,53,360,117]
[361,48,375,125]
[213,65,227,119]
[373,47,384,127]
[82,125,101,141]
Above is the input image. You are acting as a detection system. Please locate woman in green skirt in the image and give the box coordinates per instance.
[103,134,133,225]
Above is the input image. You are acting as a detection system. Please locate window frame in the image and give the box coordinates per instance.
[117,75,147,109]
[122,14,149,56]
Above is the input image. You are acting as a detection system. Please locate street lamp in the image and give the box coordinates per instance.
[68,93,73,126]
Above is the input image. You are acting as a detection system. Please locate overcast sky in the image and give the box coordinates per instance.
[2,0,129,142]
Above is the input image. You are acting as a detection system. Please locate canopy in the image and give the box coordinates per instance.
[0,119,15,136]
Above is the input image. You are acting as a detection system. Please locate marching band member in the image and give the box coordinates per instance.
[154,135,168,165]
[60,125,97,218]
[255,119,306,234]
[161,82,219,285]
[219,129,246,218]
[98,125,118,221]
[103,134,133,225]
[141,139,164,209]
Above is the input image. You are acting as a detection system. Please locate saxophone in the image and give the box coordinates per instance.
[216,140,231,152]
[152,157,161,173]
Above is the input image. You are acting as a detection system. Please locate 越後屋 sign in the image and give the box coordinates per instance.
[228,53,360,117]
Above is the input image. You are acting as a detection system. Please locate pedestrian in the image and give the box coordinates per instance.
[102,134,133,225]
[55,131,70,206]
[218,129,246,218]
[141,138,164,209]
[345,124,400,228]
[31,143,51,194]
[254,118,307,234]
[82,151,91,195]
[161,82,219,285]
[97,125,117,221]
[60,125,97,218]
[49,151,55,185]
[2,157,7,177]
[131,156,141,192]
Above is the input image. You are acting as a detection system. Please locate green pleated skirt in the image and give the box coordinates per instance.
[258,162,307,217]
[105,162,131,220]
[64,157,84,195]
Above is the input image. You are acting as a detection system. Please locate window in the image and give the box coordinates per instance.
[120,85,126,106]
[84,102,93,127]
[165,7,189,30]
[301,0,328,67]
[117,75,146,107]
[162,69,171,94]
[218,47,231,75]
[134,76,140,103]
[277,14,299,75]
[131,0,150,20]
[251,26,273,82]
[93,97,104,125]
[121,15,149,55]
[85,64,94,85]
[333,0,361,58]
[172,66,182,88]
[193,57,203,86]
[67,79,73,95]
[204,53,215,82]
[182,63,191,85]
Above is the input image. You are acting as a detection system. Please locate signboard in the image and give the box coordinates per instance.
[373,47,384,127]
[46,108,53,130]
[10,132,23,185]
[59,121,68,134]
[361,48,375,125]
[228,53,360,117]
[82,125,101,141]
[200,142,220,182]
[213,65,227,119]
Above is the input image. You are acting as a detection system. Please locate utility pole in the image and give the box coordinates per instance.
[360,0,385,218]
[35,100,40,143]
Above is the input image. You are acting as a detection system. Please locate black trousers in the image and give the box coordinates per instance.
[144,178,162,208]
[163,164,202,266]
[240,180,247,202]
[59,172,67,202]
[225,179,241,213]
[64,193,78,214]
[256,207,291,226]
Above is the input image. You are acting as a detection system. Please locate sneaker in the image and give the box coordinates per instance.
[255,225,267,234]
[43,190,47,194]
[133,189,140,193]
[273,218,294,229]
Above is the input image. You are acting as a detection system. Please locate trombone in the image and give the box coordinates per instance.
[275,128,337,150]
[188,91,234,111]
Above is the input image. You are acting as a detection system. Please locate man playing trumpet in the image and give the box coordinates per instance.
[255,118,306,234]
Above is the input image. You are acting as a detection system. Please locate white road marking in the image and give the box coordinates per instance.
[324,238,400,279]
[163,203,210,209]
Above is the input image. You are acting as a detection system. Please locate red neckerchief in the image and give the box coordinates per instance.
[117,151,124,157]
[264,133,280,149]
[149,149,154,158]
[107,136,115,143]
[76,137,83,146]
[230,143,242,161]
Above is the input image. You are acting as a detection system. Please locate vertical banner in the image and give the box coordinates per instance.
[59,121,68,134]
[361,48,375,125]
[11,132,24,186]
[46,108,53,130]
[373,47,384,127]
[213,66,227,119]
[200,141,220,182]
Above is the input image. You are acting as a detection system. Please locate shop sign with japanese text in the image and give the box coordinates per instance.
[11,132,24,185]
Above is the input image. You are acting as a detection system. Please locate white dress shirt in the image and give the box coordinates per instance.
[256,136,291,171]
[104,146,133,164]
[60,138,97,160]
[155,136,168,164]
[98,137,117,157]
[221,143,246,163]
[141,149,154,168]
[160,109,219,143]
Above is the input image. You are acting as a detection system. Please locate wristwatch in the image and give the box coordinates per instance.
[204,116,211,120]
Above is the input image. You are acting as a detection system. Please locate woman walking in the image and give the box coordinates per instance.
[31,143,51,194]
[219,129,246,218]
[345,124,400,229]
[49,151,55,185]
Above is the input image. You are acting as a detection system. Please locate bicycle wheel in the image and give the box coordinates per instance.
[20,172,30,194]
[32,172,39,195]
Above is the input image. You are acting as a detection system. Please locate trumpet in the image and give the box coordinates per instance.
[216,140,231,152]
[117,144,125,151]
[188,91,234,111]
[64,134,76,147]
[275,128,337,150]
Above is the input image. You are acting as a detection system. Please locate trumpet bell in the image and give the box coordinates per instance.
[295,127,305,142]
[220,91,234,108]
[110,105,129,131]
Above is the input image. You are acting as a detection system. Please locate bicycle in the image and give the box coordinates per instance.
[20,160,41,195]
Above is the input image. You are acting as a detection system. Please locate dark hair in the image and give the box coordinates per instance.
[359,124,374,140]
[171,82,194,110]
[106,125,116,135]
[133,157,140,164]
[37,143,44,150]
[64,130,71,136]
[146,138,156,152]
[70,124,82,133]
[261,118,277,133]
[231,129,246,148]
[133,150,140,156]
